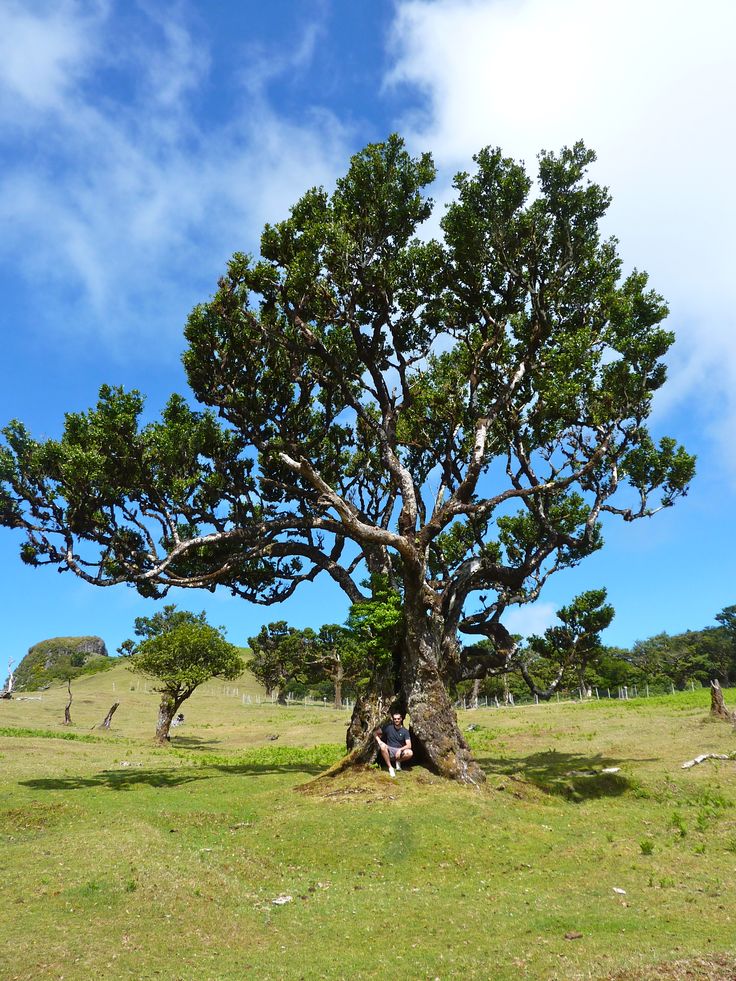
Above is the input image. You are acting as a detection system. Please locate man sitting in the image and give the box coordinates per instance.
[375,712,413,777]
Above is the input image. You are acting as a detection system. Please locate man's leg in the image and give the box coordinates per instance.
[376,739,396,776]
[395,747,413,769]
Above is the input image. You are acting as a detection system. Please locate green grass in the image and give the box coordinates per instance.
[2,669,736,979]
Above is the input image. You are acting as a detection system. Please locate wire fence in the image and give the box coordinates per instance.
[454,680,712,710]
[101,678,718,713]
[113,678,356,710]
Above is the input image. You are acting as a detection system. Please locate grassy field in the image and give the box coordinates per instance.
[2,664,736,980]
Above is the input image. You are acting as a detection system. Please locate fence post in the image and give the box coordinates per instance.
[645,683,649,697]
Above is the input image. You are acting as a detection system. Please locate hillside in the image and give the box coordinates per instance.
[12,635,113,691]
[5,656,269,733]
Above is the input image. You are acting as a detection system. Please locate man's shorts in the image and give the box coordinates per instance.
[387,745,404,760]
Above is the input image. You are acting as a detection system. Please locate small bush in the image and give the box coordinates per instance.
[670,811,687,837]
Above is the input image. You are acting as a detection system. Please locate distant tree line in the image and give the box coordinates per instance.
[249,601,736,705]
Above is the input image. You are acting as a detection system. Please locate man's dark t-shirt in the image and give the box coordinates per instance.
[382,723,410,748]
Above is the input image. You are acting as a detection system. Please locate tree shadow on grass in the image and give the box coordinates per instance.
[210,762,328,777]
[20,769,209,792]
[476,749,656,801]
[21,760,329,792]
[168,735,223,748]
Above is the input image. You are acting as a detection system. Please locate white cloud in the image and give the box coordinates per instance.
[0,2,348,349]
[0,0,104,112]
[388,0,736,463]
[503,601,557,640]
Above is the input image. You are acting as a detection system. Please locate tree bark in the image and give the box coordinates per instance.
[471,678,481,709]
[402,600,485,785]
[63,678,73,725]
[334,661,343,710]
[155,693,189,744]
[345,689,397,759]
[710,680,735,723]
[406,659,484,784]
[1,660,14,698]
[98,702,119,729]
[503,672,512,705]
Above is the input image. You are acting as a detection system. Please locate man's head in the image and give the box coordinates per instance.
[391,712,403,727]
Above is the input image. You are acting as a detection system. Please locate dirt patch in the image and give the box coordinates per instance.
[604,954,736,980]
[0,800,76,834]
[295,766,401,803]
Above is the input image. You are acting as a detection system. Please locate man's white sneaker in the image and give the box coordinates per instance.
[395,761,401,771]
[388,766,396,777]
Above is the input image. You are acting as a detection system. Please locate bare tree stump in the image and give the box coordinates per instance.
[63,678,73,725]
[471,678,481,710]
[97,702,119,729]
[1,660,15,699]
[710,680,735,723]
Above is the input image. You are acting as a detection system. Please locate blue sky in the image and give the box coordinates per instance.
[1,0,735,684]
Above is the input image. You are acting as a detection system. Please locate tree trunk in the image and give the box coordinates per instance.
[345,689,396,758]
[317,689,398,779]
[710,680,735,723]
[155,695,179,744]
[98,702,119,729]
[406,658,484,784]
[1,660,15,698]
[402,603,485,785]
[63,678,73,725]
[330,600,485,785]
[471,678,481,710]
[334,661,343,710]
[503,672,511,705]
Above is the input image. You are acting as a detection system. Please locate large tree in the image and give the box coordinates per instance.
[0,136,694,783]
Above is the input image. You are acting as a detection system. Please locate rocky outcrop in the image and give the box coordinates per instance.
[13,636,110,691]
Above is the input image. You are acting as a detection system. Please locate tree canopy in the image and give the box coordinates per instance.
[126,605,242,743]
[0,135,694,780]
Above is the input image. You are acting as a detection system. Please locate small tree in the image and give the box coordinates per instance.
[63,676,73,724]
[127,608,242,743]
[309,624,354,708]
[519,589,614,699]
[247,621,315,703]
